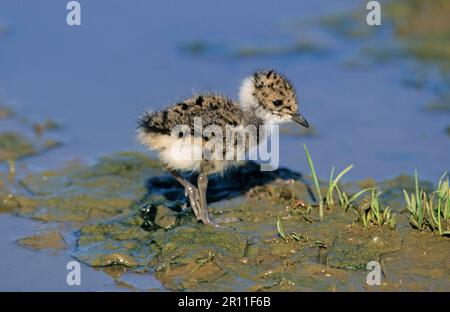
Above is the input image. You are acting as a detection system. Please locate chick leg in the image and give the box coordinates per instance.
[197,172,219,226]
[167,168,202,221]
[197,172,239,226]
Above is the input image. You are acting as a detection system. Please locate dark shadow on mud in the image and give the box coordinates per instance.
[139,161,315,229]
[147,161,306,202]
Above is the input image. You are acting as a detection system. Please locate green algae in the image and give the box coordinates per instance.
[179,40,211,55]
[318,0,450,111]
[179,39,327,60]
[323,230,402,270]
[33,119,61,137]
[386,0,450,102]
[387,0,450,67]
[0,133,35,161]
[0,105,13,119]
[319,0,450,69]
[13,152,163,223]
[425,100,450,113]
[0,132,62,161]
[235,41,328,59]
[6,151,450,291]
[74,215,156,267]
[0,105,63,161]
[17,230,67,250]
[152,226,247,263]
[318,11,379,40]
[69,166,423,291]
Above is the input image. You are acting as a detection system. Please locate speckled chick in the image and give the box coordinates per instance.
[137,69,309,226]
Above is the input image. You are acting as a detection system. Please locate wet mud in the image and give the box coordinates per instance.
[2,152,449,291]
[0,105,62,161]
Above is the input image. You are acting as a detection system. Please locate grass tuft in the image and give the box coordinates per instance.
[404,171,450,236]
[336,186,372,212]
[303,144,369,219]
[359,188,396,229]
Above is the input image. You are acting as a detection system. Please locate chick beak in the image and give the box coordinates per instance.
[291,113,309,128]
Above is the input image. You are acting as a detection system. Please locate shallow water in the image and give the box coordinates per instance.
[0,214,140,291]
[1,0,448,179]
[0,0,449,291]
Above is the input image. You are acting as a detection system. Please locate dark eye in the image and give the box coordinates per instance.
[273,99,283,107]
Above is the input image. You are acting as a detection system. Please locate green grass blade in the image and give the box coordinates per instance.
[277,217,287,240]
[333,164,354,186]
[328,166,335,190]
[403,189,411,209]
[327,166,335,206]
[348,188,372,204]
[303,144,324,220]
[415,170,422,212]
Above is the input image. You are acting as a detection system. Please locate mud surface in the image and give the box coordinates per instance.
[17,230,67,250]
[0,104,61,161]
[2,152,449,291]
